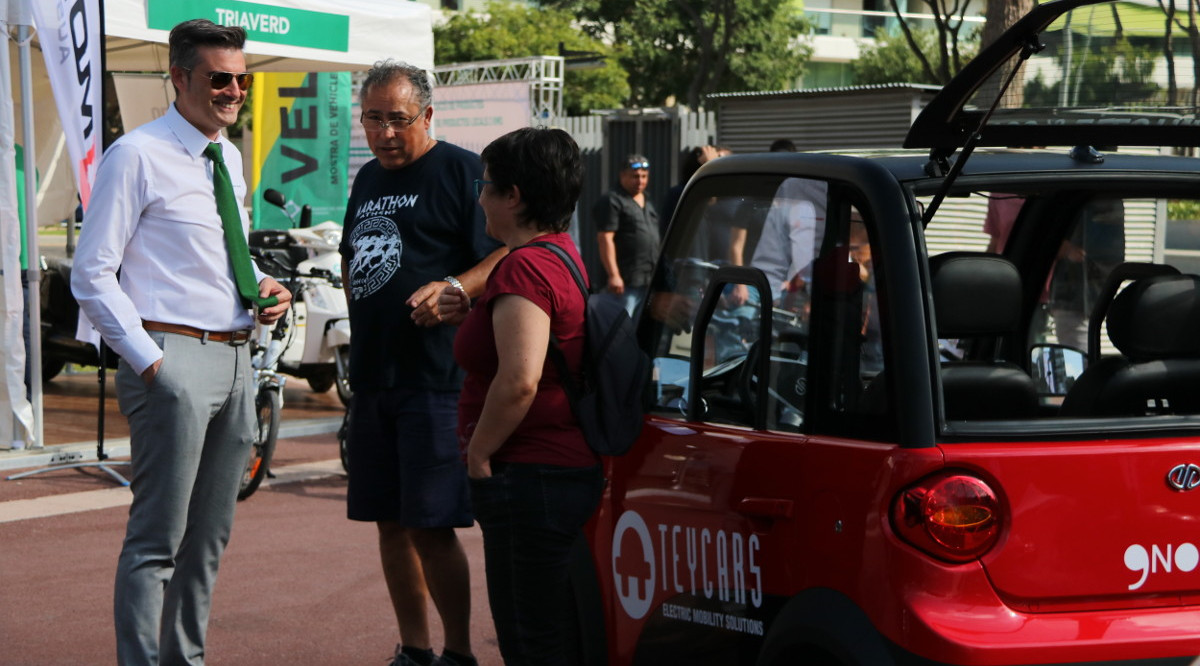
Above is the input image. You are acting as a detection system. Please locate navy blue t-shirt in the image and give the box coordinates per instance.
[340,141,501,391]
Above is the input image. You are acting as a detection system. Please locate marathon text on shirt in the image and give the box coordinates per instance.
[355,194,419,218]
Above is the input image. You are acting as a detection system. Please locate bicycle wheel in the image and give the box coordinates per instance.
[238,386,282,500]
[334,345,353,406]
[337,405,351,473]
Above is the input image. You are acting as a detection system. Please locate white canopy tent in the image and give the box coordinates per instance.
[104,0,435,73]
[3,0,433,451]
[20,0,435,244]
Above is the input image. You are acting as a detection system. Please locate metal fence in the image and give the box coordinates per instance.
[558,108,716,284]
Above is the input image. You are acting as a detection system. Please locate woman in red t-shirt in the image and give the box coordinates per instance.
[440,127,604,665]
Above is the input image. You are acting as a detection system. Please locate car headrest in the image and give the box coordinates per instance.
[1107,274,1200,361]
[930,252,1022,338]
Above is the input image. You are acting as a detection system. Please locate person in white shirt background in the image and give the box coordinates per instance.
[71,18,290,665]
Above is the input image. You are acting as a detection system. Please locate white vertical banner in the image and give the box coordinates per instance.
[1,0,36,448]
[30,0,103,208]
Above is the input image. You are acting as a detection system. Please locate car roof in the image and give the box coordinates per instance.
[696,148,1200,187]
[905,0,1200,151]
[875,149,1200,187]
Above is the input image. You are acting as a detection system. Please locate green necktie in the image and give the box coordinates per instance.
[204,142,277,309]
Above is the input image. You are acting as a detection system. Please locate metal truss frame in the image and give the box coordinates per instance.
[432,56,564,126]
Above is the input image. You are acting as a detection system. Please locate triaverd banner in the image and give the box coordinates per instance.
[30,0,103,209]
[252,72,350,230]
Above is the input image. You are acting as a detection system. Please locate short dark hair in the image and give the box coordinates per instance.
[769,138,796,153]
[481,128,583,233]
[360,59,433,110]
[680,146,706,181]
[169,19,246,71]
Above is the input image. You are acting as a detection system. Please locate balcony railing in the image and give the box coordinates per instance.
[804,7,985,40]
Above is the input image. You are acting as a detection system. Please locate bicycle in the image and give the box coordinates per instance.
[237,305,289,500]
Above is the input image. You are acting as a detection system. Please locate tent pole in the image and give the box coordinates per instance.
[17,23,42,451]
[6,5,128,486]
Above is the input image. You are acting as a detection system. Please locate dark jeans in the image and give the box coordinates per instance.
[470,462,604,666]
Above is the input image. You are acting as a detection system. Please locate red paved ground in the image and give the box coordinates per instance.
[0,377,503,665]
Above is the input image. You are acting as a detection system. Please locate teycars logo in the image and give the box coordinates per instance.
[612,511,656,619]
[611,510,763,619]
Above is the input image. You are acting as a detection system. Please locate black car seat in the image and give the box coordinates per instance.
[1060,273,1200,417]
[1083,262,1179,365]
[931,252,1038,420]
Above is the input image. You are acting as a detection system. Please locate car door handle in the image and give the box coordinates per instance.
[737,497,794,520]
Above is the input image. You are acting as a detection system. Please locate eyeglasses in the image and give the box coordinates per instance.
[185,68,253,91]
[360,111,423,133]
[473,179,493,198]
[628,161,650,170]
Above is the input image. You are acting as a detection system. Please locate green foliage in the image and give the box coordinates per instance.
[433,3,628,115]
[1169,199,1200,221]
[546,0,812,108]
[1024,36,1160,107]
[853,27,978,85]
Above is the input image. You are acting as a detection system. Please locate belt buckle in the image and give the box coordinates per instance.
[228,330,251,346]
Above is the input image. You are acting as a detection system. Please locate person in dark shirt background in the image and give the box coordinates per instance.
[594,154,659,316]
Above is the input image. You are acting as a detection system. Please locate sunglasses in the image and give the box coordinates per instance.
[186,68,254,91]
[628,161,650,170]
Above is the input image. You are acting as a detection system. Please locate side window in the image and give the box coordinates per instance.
[644,175,888,436]
[804,198,887,436]
[1042,198,1127,353]
[924,191,1200,422]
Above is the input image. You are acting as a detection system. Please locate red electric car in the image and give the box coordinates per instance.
[568,1,1200,664]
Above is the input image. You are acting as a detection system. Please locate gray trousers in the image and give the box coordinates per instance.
[113,330,255,666]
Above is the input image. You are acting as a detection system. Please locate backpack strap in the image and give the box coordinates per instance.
[526,240,588,301]
[513,240,588,404]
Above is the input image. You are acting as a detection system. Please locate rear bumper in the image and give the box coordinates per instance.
[764,587,1200,666]
[900,588,1200,665]
[888,643,1196,666]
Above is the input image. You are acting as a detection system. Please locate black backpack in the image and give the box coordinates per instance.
[523,241,650,456]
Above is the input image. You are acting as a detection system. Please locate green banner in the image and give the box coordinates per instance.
[149,0,349,52]
[252,72,351,230]
[15,144,26,270]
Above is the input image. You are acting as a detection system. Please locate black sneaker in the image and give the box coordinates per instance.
[388,645,435,666]
[434,651,478,666]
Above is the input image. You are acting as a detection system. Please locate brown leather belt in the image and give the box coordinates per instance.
[142,320,252,345]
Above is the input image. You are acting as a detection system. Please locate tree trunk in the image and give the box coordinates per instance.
[981,0,1031,49]
[981,0,1032,109]
[1158,0,1177,107]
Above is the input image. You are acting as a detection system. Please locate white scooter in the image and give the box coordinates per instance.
[250,189,352,405]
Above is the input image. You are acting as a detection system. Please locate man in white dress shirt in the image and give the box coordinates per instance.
[750,177,828,302]
[71,19,290,665]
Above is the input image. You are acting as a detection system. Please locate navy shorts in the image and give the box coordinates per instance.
[346,388,473,527]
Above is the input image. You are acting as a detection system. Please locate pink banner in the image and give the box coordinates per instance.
[433,81,531,155]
